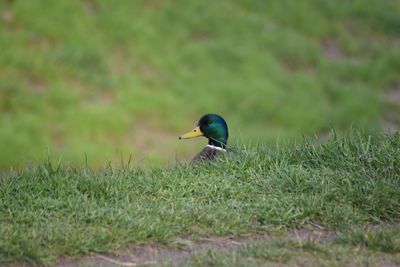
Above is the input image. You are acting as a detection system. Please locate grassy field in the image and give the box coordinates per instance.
[1,1,400,265]
[1,0,400,168]
[0,132,399,264]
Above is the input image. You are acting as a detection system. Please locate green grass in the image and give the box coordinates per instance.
[187,240,295,266]
[336,226,400,253]
[1,0,400,168]
[0,132,399,264]
[185,235,400,267]
[186,226,400,266]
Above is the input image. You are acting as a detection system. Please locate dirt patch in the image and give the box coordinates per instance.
[288,228,335,243]
[58,237,251,267]
[28,75,47,95]
[81,0,97,14]
[56,228,335,266]
[1,10,13,22]
[281,58,315,72]
[385,81,400,105]
[321,37,344,61]
[9,224,400,266]
[143,0,166,10]
[320,37,364,64]
[192,31,210,41]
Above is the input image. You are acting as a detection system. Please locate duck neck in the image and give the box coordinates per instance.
[208,138,227,149]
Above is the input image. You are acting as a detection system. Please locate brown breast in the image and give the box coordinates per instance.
[191,146,224,164]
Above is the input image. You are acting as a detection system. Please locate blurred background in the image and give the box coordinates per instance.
[0,0,399,168]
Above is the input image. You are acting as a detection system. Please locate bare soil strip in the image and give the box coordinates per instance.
[57,228,336,267]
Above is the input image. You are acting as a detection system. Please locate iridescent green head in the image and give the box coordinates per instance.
[179,114,229,148]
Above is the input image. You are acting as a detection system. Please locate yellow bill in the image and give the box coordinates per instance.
[179,126,203,139]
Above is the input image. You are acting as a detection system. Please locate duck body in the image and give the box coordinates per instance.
[192,144,227,162]
[179,114,229,164]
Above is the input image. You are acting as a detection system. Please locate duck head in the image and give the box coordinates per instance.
[179,114,228,148]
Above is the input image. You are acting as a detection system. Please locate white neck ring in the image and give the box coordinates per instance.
[206,144,226,152]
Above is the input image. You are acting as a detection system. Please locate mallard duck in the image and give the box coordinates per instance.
[179,114,228,163]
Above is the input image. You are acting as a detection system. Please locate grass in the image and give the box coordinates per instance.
[1,0,400,167]
[0,131,399,264]
[186,226,400,266]
[336,226,400,253]
[185,234,400,266]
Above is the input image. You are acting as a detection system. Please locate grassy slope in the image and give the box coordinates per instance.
[0,132,399,263]
[0,0,400,168]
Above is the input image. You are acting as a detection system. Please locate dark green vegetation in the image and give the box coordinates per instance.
[1,0,400,168]
[0,132,399,264]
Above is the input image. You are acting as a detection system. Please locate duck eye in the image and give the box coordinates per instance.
[207,120,212,125]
